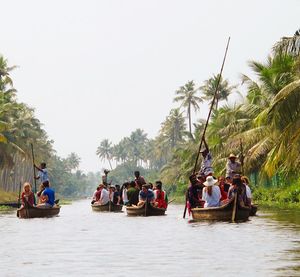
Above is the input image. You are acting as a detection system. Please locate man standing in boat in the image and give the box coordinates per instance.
[198,138,213,178]
[34,162,49,185]
[134,171,146,190]
[226,153,242,179]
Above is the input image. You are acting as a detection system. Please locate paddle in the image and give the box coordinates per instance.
[231,192,237,222]
[17,181,22,208]
[183,190,188,218]
[30,143,37,193]
[167,198,175,205]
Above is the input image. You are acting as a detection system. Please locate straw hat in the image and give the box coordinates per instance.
[228,153,237,159]
[204,176,218,187]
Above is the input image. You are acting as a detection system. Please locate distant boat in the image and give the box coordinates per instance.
[91,202,123,212]
[191,197,250,221]
[17,203,60,219]
[126,202,166,216]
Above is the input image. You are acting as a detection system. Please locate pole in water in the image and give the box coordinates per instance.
[18,182,22,208]
[30,143,37,193]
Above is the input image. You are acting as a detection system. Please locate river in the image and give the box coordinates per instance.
[0,200,300,277]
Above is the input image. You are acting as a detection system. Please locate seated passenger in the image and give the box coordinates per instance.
[109,185,120,205]
[127,181,140,206]
[21,182,35,207]
[154,181,168,209]
[241,176,252,205]
[95,184,109,205]
[188,174,205,208]
[137,184,155,206]
[228,176,251,208]
[121,182,129,205]
[37,181,55,208]
[218,176,228,201]
[202,176,221,208]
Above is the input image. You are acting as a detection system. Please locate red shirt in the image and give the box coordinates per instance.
[21,192,35,206]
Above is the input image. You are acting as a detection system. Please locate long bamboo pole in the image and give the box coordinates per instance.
[30,144,37,193]
[193,37,231,174]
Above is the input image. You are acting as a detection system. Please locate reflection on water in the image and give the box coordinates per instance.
[0,201,300,277]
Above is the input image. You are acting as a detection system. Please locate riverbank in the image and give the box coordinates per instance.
[0,189,18,203]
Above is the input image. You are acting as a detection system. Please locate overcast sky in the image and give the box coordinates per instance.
[0,0,299,172]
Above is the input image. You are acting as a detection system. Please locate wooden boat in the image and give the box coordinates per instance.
[91,202,123,212]
[126,202,166,216]
[191,197,250,221]
[17,204,61,218]
[250,204,258,216]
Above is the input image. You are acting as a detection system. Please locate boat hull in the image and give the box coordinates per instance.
[250,205,258,216]
[126,203,166,216]
[17,205,61,219]
[91,202,123,212]
[191,198,250,221]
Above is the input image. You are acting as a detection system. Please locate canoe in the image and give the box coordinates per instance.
[126,202,166,216]
[191,197,250,221]
[17,205,61,218]
[250,204,258,216]
[91,202,123,212]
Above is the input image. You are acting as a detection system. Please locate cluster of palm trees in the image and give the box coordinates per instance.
[99,30,300,188]
[0,55,97,196]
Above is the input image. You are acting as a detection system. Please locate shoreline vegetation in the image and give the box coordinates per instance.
[1,30,300,210]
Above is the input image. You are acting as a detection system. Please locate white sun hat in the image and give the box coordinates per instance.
[203,176,218,187]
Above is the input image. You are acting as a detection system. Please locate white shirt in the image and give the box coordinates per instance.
[199,152,213,176]
[246,185,252,199]
[100,188,109,205]
[202,185,221,208]
[122,188,128,202]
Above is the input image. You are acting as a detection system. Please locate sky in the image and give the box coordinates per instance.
[0,0,299,172]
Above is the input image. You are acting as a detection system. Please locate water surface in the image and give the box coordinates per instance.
[0,200,299,276]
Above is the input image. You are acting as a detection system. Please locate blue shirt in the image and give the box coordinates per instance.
[38,168,49,183]
[139,189,154,201]
[42,187,55,206]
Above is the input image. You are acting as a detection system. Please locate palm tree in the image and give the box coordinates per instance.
[174,80,203,136]
[199,74,236,110]
[273,29,300,56]
[96,139,113,170]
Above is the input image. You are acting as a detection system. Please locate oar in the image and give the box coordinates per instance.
[167,198,175,205]
[231,192,237,222]
[17,182,22,208]
[30,143,37,193]
[183,190,188,218]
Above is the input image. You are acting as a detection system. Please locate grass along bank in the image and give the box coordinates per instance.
[0,189,18,203]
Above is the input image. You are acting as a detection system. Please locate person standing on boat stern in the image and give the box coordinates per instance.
[226,154,242,179]
[37,181,55,208]
[134,171,146,190]
[154,181,168,209]
[198,138,213,177]
[202,176,221,208]
[34,162,49,185]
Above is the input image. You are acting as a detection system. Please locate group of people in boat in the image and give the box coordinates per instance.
[20,162,57,208]
[188,140,252,211]
[91,171,168,209]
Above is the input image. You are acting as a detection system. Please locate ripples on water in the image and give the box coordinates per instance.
[0,200,299,277]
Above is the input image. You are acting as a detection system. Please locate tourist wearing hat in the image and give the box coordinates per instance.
[225,153,242,179]
[198,138,214,177]
[201,176,221,208]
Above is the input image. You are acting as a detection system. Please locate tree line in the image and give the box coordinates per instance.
[98,30,300,194]
[0,56,97,197]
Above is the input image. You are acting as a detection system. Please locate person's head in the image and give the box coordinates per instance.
[232,176,242,187]
[23,182,32,193]
[99,184,105,190]
[40,162,46,169]
[115,184,120,191]
[142,184,148,192]
[228,153,237,162]
[129,181,136,188]
[218,176,225,183]
[225,176,232,184]
[241,176,249,185]
[149,182,153,189]
[189,174,198,185]
[134,171,140,178]
[200,149,209,158]
[43,180,49,188]
[96,186,101,191]
[155,181,162,190]
[122,182,129,189]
